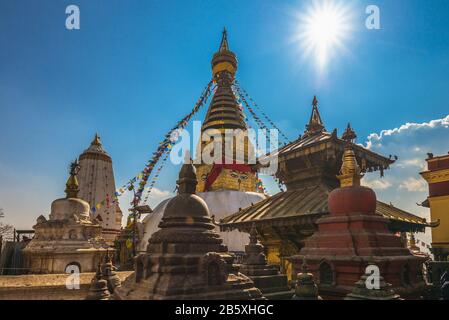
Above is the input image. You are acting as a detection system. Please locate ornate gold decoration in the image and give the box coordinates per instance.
[337,147,363,187]
[420,168,449,184]
[91,133,102,146]
[65,159,81,198]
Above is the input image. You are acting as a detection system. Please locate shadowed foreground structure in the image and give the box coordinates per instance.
[291,147,426,299]
[115,161,263,300]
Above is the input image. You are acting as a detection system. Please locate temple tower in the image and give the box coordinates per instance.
[195,28,257,192]
[139,30,265,253]
[78,134,123,244]
[420,152,449,261]
[115,162,263,300]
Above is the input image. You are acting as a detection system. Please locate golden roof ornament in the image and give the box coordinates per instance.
[65,159,81,198]
[219,27,230,52]
[304,96,325,136]
[91,133,102,146]
[337,147,363,187]
[342,123,357,142]
[211,27,237,77]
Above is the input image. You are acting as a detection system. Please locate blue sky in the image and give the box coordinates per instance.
[1,0,449,235]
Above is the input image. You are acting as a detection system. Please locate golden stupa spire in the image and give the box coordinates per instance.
[65,159,81,198]
[91,133,102,146]
[304,96,325,136]
[195,29,257,193]
[219,27,230,52]
[211,27,238,77]
[337,147,363,187]
[204,29,245,132]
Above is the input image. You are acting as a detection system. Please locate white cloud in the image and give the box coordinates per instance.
[362,178,392,190]
[362,114,449,252]
[399,177,427,192]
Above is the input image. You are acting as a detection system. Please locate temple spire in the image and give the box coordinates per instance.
[342,123,357,142]
[177,156,197,194]
[91,133,102,146]
[65,159,81,198]
[219,27,229,52]
[305,96,325,136]
[211,28,237,77]
[337,146,363,187]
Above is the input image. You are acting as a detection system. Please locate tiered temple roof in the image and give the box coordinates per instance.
[221,97,430,235]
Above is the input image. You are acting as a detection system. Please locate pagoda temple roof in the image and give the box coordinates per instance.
[220,186,430,233]
[262,97,395,177]
[267,130,394,174]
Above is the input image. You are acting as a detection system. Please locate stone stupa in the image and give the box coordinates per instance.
[292,259,322,300]
[345,262,400,300]
[23,160,109,274]
[114,161,264,300]
[239,224,293,299]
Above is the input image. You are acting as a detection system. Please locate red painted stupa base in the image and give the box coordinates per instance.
[291,185,426,299]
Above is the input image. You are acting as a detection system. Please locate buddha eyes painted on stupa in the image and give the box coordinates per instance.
[201,173,208,181]
[230,171,239,178]
[230,170,248,180]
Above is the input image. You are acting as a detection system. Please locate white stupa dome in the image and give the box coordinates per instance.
[138,190,266,252]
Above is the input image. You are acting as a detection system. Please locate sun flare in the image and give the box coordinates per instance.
[294,1,352,70]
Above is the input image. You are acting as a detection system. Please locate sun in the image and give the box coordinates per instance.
[294,1,352,71]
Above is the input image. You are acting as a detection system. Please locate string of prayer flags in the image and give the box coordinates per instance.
[235,80,290,144]
[132,80,214,207]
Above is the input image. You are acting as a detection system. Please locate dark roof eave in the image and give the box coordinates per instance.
[266,134,393,166]
[219,213,322,231]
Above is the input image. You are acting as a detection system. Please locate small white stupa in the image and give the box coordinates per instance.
[23,160,109,274]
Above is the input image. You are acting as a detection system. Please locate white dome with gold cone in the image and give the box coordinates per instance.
[139,29,266,253]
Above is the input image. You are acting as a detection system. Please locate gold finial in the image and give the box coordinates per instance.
[219,27,229,52]
[305,96,325,135]
[342,123,357,142]
[91,133,102,146]
[65,159,81,198]
[337,147,363,187]
[211,28,237,77]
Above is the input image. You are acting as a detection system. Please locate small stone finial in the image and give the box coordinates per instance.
[101,250,121,294]
[408,233,420,252]
[292,259,321,300]
[65,159,81,198]
[304,96,325,136]
[301,258,308,273]
[337,147,363,188]
[91,133,102,146]
[176,158,198,194]
[249,223,258,245]
[86,262,111,300]
[342,123,357,142]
